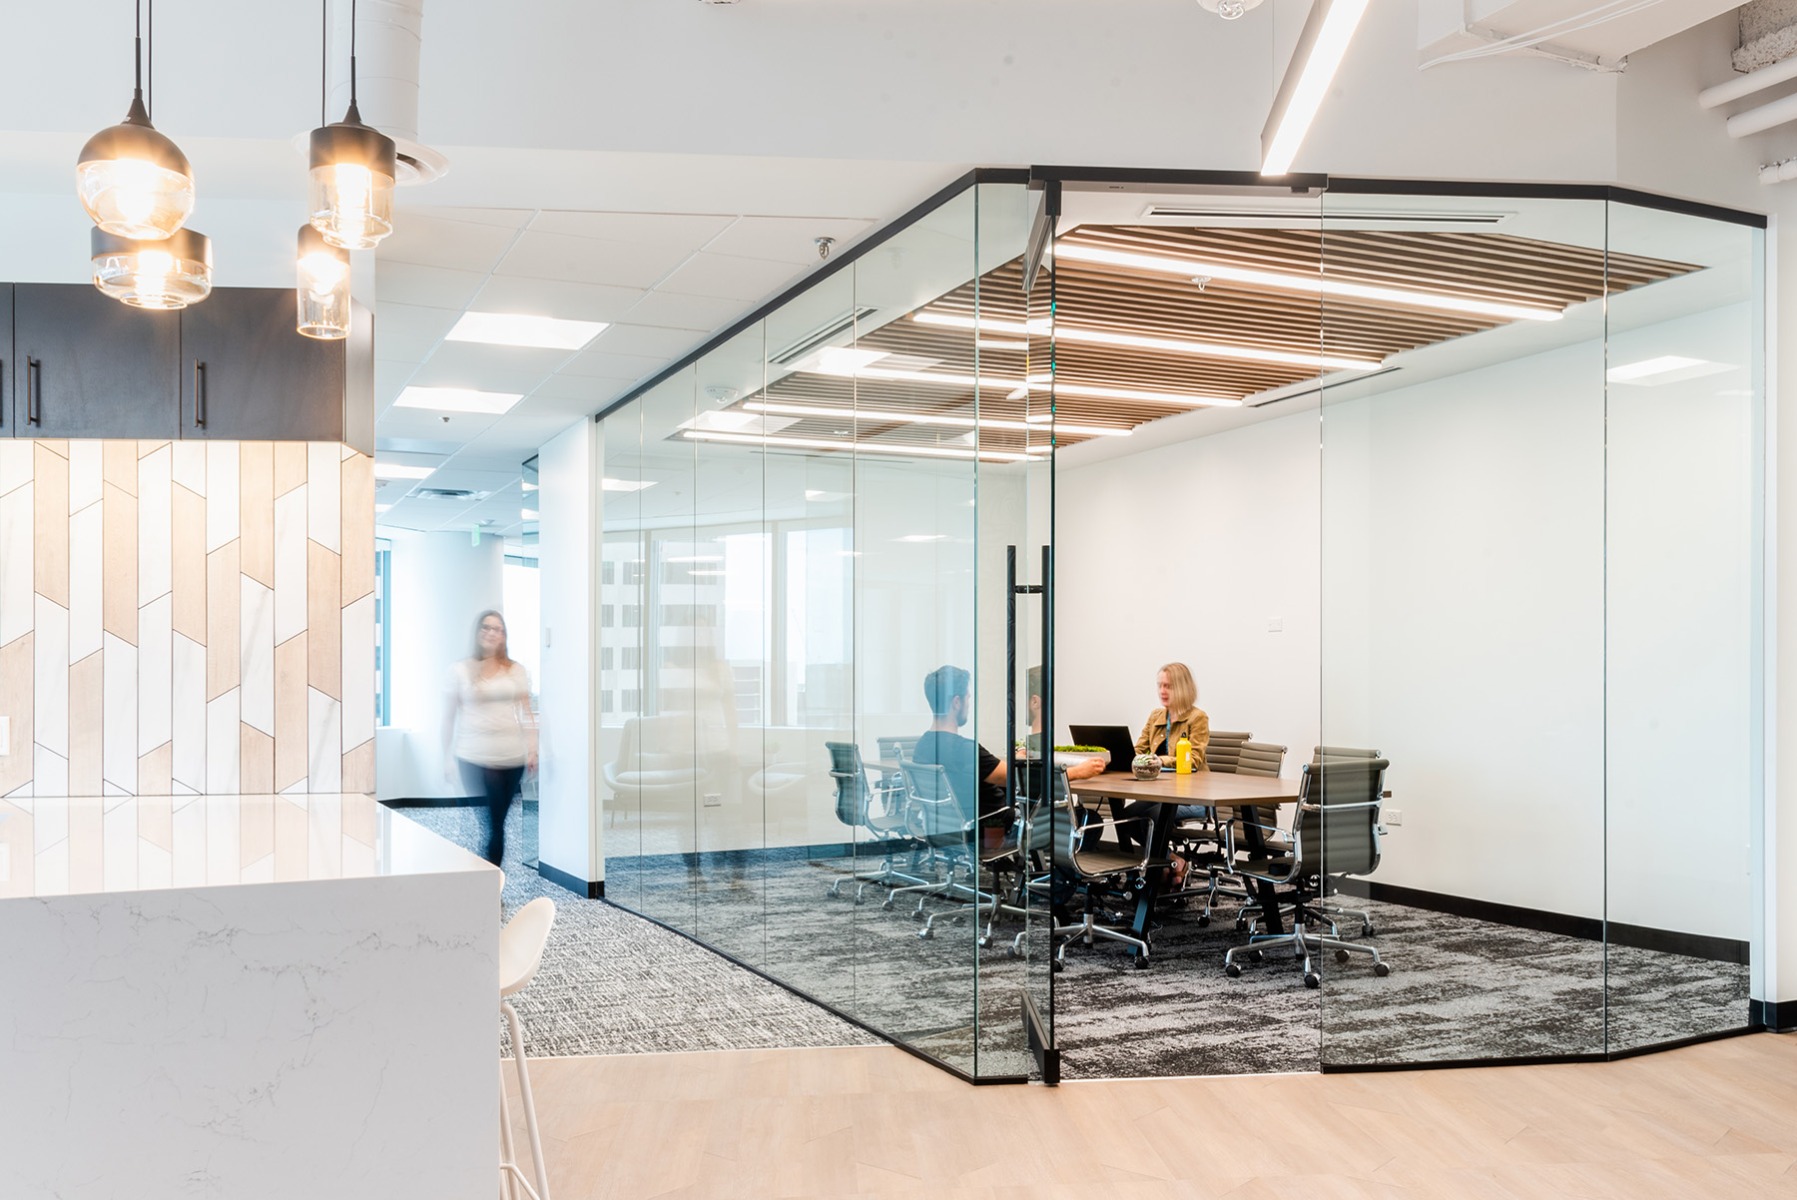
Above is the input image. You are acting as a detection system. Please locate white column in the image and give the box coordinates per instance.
[536,418,602,893]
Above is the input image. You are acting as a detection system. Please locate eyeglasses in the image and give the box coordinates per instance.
[480,624,504,633]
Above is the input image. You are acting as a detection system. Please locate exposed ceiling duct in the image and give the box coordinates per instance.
[1696,1,1797,183]
[326,0,447,184]
[1418,0,1744,72]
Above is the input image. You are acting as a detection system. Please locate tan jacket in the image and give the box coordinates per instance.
[1135,707,1210,769]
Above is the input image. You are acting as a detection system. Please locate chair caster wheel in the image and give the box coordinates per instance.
[1006,945,1022,959]
[1363,924,1376,937]
[1053,961,1065,973]
[917,928,933,940]
[1373,962,1390,977]
[1133,957,1150,970]
[1225,962,1242,978]
[1304,972,1321,989]
[911,911,924,922]
[1197,915,1210,927]
[1234,918,1249,931]
[1335,949,1350,963]
[1247,949,1264,964]
[977,936,992,949]
[881,901,895,912]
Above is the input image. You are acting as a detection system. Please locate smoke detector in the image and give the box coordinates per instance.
[1196,0,1265,17]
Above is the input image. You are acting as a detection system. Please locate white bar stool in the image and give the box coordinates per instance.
[499,896,556,1200]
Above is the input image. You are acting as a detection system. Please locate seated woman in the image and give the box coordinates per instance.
[1117,662,1210,885]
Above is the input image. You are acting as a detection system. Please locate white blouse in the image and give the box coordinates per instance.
[447,659,533,768]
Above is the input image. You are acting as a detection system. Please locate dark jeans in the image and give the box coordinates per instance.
[460,759,525,866]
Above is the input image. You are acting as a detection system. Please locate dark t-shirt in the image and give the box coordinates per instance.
[913,729,1007,829]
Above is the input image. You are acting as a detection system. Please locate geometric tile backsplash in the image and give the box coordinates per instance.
[0,440,375,799]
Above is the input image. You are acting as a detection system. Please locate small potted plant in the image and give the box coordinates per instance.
[1054,743,1110,770]
[1131,752,1162,780]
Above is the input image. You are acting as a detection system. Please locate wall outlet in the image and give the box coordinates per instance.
[0,714,9,756]
[1385,808,1402,826]
[1266,617,1284,633]
[702,792,723,808]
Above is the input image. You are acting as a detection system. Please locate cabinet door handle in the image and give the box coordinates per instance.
[25,357,40,426]
[192,360,207,429]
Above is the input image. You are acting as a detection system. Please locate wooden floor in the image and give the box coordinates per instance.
[503,1033,1797,1199]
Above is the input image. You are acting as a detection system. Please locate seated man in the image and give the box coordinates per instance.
[913,664,1012,851]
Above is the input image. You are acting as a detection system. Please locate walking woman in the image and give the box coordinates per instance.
[443,610,537,865]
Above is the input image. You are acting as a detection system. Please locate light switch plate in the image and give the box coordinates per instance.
[1266,617,1284,633]
[1385,808,1403,826]
[702,792,723,808]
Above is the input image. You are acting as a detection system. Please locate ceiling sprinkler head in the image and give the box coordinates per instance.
[1190,275,1212,291]
[1196,0,1264,17]
[815,236,837,260]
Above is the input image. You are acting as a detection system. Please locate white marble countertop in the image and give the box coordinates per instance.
[0,793,496,900]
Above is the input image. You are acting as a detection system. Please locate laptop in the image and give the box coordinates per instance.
[1068,724,1139,774]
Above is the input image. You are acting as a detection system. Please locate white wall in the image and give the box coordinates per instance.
[1057,305,1757,941]
[375,529,504,801]
[536,419,601,886]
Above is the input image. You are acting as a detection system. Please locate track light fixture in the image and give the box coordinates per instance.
[296,224,351,338]
[308,0,397,250]
[91,226,213,310]
[76,0,195,240]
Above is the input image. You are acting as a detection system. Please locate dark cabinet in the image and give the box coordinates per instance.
[0,285,11,436]
[179,287,348,441]
[12,284,180,438]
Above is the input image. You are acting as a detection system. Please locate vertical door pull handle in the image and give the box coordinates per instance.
[25,357,41,426]
[192,361,207,429]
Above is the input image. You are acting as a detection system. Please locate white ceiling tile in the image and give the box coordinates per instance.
[655,252,805,303]
[375,360,419,405]
[528,212,734,245]
[619,290,746,332]
[377,261,491,309]
[556,348,672,381]
[377,213,519,272]
[376,304,462,362]
[495,229,697,289]
[470,275,647,324]
[585,324,708,360]
[403,342,562,391]
[703,216,876,265]
[531,373,635,404]
[403,205,535,229]
[376,405,507,446]
[375,436,464,456]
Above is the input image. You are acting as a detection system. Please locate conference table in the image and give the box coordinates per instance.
[1069,769,1304,945]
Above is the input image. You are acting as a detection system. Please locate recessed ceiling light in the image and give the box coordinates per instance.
[373,461,436,480]
[679,429,1032,463]
[1606,356,1733,385]
[911,311,1375,371]
[600,477,656,492]
[394,386,524,415]
[1054,242,1564,323]
[747,400,1131,437]
[446,311,609,350]
[521,508,539,521]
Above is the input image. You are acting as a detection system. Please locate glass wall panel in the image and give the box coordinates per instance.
[1602,201,1761,1049]
[1319,193,1610,1066]
[758,266,862,1017]
[635,367,701,935]
[690,323,772,968]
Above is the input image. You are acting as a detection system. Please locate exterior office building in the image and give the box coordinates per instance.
[4,1,1797,1193]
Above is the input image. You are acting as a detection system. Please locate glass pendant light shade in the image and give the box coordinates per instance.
[91,226,212,310]
[296,224,351,339]
[308,103,396,250]
[77,96,195,240]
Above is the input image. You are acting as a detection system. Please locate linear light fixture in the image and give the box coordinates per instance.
[895,534,947,543]
[679,429,1033,463]
[746,400,1130,438]
[911,311,1376,371]
[601,477,656,492]
[1051,382,1243,408]
[520,508,540,521]
[797,360,1041,391]
[1606,355,1734,386]
[393,386,524,415]
[1054,242,1563,323]
[446,312,610,350]
[1261,0,1370,176]
[373,462,436,480]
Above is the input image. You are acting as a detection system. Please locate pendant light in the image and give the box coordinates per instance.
[91,226,213,310]
[75,0,195,240]
[308,0,397,250]
[296,224,351,338]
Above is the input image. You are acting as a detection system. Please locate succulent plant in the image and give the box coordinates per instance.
[1131,753,1162,780]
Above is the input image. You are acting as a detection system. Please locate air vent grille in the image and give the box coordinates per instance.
[1141,205,1513,226]
[770,307,879,366]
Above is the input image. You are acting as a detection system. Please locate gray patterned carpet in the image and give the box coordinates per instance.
[395,804,1751,1080]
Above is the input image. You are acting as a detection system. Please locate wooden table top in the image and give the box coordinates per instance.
[1069,770,1302,806]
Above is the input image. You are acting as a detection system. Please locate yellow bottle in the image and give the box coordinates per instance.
[1176,735,1192,775]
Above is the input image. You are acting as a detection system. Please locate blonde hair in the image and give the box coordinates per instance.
[1159,662,1197,718]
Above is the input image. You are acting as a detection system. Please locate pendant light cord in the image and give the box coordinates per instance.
[146,0,154,121]
[349,0,359,111]
[321,0,328,126]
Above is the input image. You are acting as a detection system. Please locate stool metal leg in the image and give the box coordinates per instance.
[503,1000,551,1200]
[499,1076,520,1200]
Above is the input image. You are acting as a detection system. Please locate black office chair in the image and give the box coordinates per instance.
[1223,756,1392,988]
[1039,765,1154,969]
[824,741,923,902]
[889,759,1018,941]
